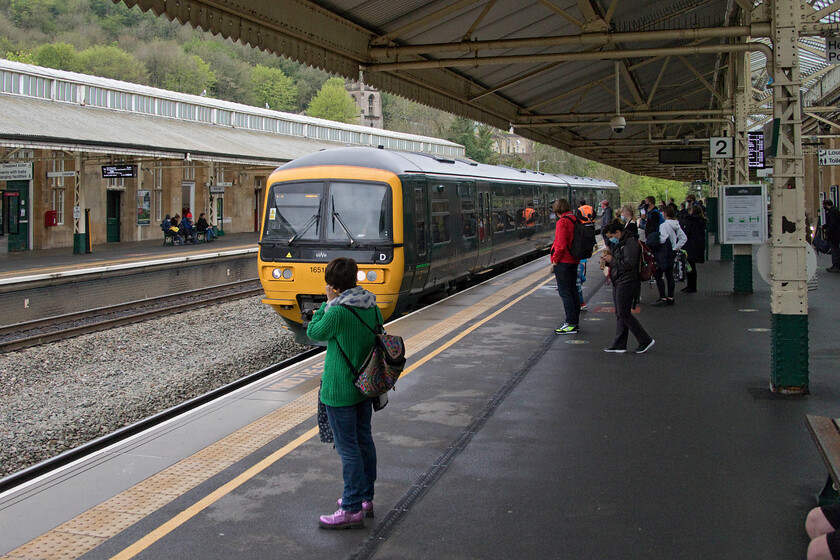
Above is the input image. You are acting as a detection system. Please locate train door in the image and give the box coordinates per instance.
[475,181,492,270]
[4,180,29,252]
[106,190,121,242]
[410,183,430,292]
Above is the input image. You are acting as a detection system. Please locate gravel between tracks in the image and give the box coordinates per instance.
[0,297,310,479]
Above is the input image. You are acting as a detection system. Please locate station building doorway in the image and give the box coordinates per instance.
[1,180,30,252]
[106,190,121,243]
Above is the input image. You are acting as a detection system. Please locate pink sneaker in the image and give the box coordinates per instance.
[318,509,364,529]
[337,498,374,518]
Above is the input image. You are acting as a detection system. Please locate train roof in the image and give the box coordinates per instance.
[277,147,618,188]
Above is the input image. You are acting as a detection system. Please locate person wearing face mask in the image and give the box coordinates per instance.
[601,220,655,354]
[618,204,638,237]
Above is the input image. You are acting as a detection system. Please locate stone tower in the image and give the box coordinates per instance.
[346,81,383,129]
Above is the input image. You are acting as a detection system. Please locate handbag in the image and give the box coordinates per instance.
[814,227,831,254]
[335,305,406,399]
[317,384,334,443]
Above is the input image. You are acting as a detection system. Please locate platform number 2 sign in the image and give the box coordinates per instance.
[710,137,733,159]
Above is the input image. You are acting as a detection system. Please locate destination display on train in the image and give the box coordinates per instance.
[101,165,137,178]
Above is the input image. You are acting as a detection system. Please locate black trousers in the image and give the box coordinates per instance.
[612,281,652,349]
[687,259,698,291]
[654,264,674,298]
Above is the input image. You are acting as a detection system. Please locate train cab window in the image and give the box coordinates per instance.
[431,198,450,244]
[263,181,323,241]
[327,181,390,243]
[461,197,476,238]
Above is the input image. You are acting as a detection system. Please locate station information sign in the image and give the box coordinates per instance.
[0,162,33,181]
[748,132,765,168]
[819,150,840,166]
[101,165,137,178]
[721,184,768,245]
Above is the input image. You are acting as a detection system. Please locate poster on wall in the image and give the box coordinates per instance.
[721,185,768,244]
[137,190,151,225]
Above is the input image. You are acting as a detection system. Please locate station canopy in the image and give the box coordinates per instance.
[121,0,840,180]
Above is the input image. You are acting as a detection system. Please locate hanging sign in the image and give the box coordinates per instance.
[709,137,733,159]
[827,37,840,64]
[0,162,32,181]
[819,149,840,166]
[721,184,768,245]
[47,171,76,178]
[102,165,137,178]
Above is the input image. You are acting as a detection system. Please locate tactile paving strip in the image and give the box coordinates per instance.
[4,269,548,560]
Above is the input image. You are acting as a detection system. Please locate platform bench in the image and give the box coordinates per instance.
[805,415,840,504]
[163,231,176,246]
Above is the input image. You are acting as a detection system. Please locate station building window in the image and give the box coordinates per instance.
[52,188,65,226]
[183,162,195,181]
[154,162,164,222]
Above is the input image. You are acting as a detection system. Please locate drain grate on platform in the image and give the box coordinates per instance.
[704,291,734,296]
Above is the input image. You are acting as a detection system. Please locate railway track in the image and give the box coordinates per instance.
[0,280,265,353]
[0,346,324,495]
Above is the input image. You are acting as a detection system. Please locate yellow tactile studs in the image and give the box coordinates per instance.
[4,271,548,560]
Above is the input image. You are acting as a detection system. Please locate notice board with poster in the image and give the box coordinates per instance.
[721,184,768,244]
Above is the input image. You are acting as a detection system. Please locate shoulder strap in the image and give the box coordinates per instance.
[339,304,383,334]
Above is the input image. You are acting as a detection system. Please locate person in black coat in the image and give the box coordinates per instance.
[824,200,840,272]
[680,205,707,293]
[601,220,655,354]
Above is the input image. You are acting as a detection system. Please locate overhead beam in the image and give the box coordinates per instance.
[519,109,733,120]
[368,25,772,57]
[535,0,584,28]
[371,0,480,45]
[678,55,726,104]
[518,118,731,127]
[365,43,774,71]
[807,1,840,22]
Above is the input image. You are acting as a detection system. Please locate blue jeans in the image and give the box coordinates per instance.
[553,262,580,326]
[325,399,376,512]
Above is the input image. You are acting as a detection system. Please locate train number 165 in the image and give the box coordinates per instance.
[310,266,325,274]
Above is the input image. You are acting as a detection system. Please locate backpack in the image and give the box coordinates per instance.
[638,240,657,281]
[336,305,406,398]
[644,209,663,248]
[563,215,596,260]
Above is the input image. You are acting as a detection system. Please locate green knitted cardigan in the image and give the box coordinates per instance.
[306,303,383,407]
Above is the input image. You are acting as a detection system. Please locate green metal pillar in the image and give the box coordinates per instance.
[733,251,753,293]
[771,314,809,393]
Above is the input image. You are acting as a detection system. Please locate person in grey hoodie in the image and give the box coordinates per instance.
[652,205,687,306]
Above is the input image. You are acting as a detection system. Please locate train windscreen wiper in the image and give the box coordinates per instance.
[288,213,319,245]
[332,210,361,247]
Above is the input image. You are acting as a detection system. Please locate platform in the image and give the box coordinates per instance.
[1,250,838,560]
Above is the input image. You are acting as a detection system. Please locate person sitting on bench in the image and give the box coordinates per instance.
[806,504,840,560]
[195,212,215,242]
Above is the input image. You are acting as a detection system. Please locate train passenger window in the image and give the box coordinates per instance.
[264,181,323,241]
[327,181,390,243]
[461,197,476,238]
[491,193,504,232]
[504,198,515,231]
[431,198,450,244]
[414,188,427,256]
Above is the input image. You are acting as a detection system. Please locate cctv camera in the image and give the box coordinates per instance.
[610,115,626,134]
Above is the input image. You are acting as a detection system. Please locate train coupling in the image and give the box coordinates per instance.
[298,294,327,326]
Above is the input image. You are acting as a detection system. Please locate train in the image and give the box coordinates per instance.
[257,147,619,339]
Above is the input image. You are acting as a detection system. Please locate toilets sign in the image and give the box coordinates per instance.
[819,150,840,166]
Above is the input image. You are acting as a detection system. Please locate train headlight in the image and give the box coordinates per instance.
[272,268,282,279]
[282,268,293,279]
[367,270,378,282]
[357,270,366,282]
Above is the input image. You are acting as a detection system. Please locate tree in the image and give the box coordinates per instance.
[9,0,58,32]
[306,77,358,123]
[78,44,148,83]
[446,117,497,164]
[5,50,35,64]
[381,92,453,138]
[35,42,83,72]
[163,54,215,95]
[251,64,296,111]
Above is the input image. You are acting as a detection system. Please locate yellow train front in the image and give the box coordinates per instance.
[258,147,619,341]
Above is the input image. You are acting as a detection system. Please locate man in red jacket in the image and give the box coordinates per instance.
[550,198,581,334]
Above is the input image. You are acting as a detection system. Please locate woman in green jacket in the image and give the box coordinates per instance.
[307,257,383,529]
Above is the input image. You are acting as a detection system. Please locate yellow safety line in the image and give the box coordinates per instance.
[108,274,553,560]
[109,427,320,560]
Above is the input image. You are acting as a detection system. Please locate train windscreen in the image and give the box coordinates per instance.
[327,182,391,244]
[263,182,322,241]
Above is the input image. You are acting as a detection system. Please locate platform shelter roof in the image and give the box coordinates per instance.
[120,0,840,180]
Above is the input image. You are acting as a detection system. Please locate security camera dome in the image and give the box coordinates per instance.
[610,115,626,134]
